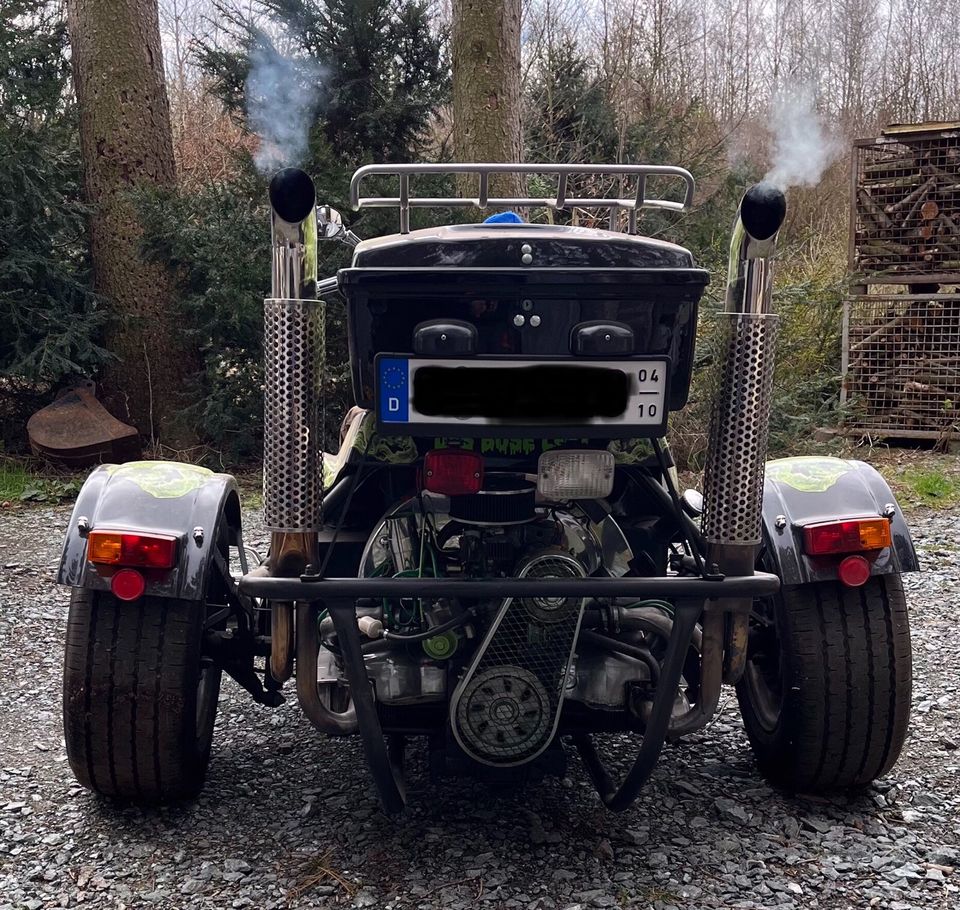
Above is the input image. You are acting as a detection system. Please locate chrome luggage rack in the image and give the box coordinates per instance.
[349,163,696,234]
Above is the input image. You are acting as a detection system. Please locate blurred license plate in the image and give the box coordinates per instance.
[375,356,668,436]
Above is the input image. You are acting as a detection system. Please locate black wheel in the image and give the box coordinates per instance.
[63,589,221,801]
[736,573,911,791]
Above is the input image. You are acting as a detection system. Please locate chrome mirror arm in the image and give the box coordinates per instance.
[317,205,360,248]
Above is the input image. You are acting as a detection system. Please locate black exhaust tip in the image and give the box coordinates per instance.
[269,167,316,224]
[740,181,786,241]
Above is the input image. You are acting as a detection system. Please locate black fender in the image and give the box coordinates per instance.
[761,456,919,586]
[58,461,242,601]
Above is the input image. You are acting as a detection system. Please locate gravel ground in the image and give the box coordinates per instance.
[1,502,959,910]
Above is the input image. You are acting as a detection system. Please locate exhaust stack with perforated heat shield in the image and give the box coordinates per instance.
[701,182,786,683]
[263,167,324,539]
[262,168,325,681]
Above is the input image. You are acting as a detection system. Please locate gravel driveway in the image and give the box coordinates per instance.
[1,502,958,910]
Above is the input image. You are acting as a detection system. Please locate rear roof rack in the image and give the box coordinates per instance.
[349,163,696,234]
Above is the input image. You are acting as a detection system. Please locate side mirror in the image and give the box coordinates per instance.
[318,205,346,239]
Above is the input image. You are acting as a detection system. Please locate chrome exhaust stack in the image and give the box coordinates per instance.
[701,182,786,683]
[269,167,319,299]
[263,168,324,682]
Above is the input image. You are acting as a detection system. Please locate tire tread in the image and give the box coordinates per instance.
[737,573,911,791]
[62,589,219,802]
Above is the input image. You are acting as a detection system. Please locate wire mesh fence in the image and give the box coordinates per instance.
[842,292,960,436]
[852,128,960,283]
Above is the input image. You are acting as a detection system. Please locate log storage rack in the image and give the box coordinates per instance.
[842,122,960,439]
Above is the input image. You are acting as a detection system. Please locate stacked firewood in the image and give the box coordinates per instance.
[855,138,960,275]
[846,295,960,428]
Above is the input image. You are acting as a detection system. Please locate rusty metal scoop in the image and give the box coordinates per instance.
[27,383,141,467]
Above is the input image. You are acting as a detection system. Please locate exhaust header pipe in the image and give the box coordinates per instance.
[263,168,324,537]
[701,182,786,679]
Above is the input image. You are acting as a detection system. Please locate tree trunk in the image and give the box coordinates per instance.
[66,0,198,448]
[451,0,523,209]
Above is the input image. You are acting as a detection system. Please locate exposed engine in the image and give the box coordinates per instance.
[315,474,694,769]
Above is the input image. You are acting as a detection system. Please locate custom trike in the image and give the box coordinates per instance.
[59,164,915,812]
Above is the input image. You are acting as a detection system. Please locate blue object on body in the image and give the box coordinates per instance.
[378,357,409,423]
[483,211,525,224]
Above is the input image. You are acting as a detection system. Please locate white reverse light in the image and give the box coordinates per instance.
[537,450,615,501]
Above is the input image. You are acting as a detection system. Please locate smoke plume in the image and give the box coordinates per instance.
[764,86,843,190]
[246,42,323,174]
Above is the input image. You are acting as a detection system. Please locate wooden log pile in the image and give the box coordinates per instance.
[846,295,960,429]
[855,136,960,276]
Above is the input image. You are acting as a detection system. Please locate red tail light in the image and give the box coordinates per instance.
[88,531,178,569]
[838,555,871,587]
[422,450,484,496]
[111,568,147,601]
[802,518,892,556]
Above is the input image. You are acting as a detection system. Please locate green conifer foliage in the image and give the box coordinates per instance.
[138,0,448,460]
[0,2,106,447]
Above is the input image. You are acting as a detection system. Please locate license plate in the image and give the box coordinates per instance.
[375,355,669,437]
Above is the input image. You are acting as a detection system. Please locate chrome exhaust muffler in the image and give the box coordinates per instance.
[701,182,786,684]
[263,168,324,682]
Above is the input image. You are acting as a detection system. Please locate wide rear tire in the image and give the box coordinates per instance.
[736,573,911,792]
[63,589,221,802]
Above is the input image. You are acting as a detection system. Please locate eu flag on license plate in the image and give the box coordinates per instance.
[378,357,409,423]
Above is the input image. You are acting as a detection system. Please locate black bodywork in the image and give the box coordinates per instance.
[343,224,709,414]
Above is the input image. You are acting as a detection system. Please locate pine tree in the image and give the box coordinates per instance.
[525,38,619,164]
[198,0,446,168]
[136,0,449,460]
[0,3,105,398]
[0,2,111,452]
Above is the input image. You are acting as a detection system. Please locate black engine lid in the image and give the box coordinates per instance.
[351,223,696,270]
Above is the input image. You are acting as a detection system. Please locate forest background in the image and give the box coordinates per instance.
[3,0,959,471]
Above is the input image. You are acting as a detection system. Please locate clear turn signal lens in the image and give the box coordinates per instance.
[537,450,615,501]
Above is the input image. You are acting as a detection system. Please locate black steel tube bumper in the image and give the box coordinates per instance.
[238,572,780,601]
[241,571,779,814]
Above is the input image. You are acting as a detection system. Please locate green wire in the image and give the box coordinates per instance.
[417,518,428,623]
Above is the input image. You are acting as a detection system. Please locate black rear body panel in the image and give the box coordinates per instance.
[339,223,709,420]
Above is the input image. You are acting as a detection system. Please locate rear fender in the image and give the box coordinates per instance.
[761,456,918,585]
[58,461,241,601]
